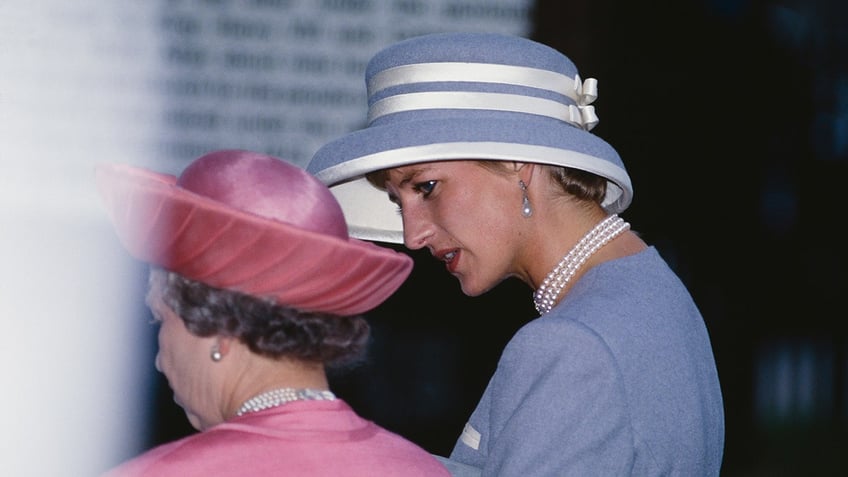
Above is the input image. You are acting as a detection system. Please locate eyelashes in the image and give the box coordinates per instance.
[389,179,437,216]
[414,180,437,196]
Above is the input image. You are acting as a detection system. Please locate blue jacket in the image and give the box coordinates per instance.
[447,247,725,476]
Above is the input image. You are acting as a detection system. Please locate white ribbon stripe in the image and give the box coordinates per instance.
[369,62,599,108]
[368,62,599,130]
[369,91,598,130]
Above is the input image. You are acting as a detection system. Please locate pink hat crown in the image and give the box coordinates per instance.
[96,149,413,316]
[177,150,348,238]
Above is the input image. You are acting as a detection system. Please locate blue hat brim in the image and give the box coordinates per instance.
[309,113,633,244]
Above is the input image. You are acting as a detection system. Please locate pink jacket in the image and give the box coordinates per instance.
[102,400,449,476]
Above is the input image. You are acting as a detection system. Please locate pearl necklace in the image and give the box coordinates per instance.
[235,387,336,416]
[533,214,630,315]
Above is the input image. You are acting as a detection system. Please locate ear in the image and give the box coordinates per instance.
[512,162,536,186]
[216,336,236,357]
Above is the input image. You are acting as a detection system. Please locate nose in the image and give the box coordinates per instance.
[154,352,162,373]
[401,208,433,250]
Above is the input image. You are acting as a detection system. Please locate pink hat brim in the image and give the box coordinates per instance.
[96,162,413,316]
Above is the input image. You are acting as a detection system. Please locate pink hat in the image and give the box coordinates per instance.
[96,149,413,316]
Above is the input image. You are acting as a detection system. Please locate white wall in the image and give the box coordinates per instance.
[0,1,531,474]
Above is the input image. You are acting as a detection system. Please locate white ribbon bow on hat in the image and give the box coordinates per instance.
[568,75,599,131]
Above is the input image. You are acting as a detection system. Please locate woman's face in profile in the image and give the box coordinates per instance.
[146,271,220,431]
[383,160,524,296]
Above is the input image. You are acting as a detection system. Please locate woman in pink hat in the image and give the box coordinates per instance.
[97,149,449,476]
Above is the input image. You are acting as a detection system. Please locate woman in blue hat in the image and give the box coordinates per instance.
[308,33,725,476]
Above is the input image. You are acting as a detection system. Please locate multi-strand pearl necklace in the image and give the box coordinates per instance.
[235,387,336,416]
[533,214,630,315]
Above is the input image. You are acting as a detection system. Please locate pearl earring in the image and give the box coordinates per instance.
[210,345,222,362]
[519,180,532,218]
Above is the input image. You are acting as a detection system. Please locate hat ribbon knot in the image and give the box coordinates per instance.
[570,75,599,130]
[567,104,599,131]
[574,75,598,106]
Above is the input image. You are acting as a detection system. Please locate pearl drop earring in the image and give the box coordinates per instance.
[210,345,223,362]
[519,180,532,218]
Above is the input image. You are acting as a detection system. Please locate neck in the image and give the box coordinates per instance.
[235,387,336,416]
[532,214,630,314]
[222,348,330,420]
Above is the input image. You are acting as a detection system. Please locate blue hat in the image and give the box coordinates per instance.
[307,32,632,244]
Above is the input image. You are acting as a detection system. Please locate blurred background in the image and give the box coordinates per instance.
[1,0,845,475]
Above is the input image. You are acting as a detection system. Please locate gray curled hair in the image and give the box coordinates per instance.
[151,268,370,367]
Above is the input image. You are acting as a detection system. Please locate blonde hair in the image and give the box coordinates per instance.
[366,160,607,204]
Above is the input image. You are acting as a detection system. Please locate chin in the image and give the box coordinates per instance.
[458,279,488,297]
[185,411,205,431]
[458,273,506,297]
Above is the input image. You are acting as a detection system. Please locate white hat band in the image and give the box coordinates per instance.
[368,62,597,103]
[367,91,598,130]
[367,62,599,130]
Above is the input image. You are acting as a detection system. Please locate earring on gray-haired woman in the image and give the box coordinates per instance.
[210,344,222,362]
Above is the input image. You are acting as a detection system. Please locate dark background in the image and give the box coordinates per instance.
[144,1,847,475]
